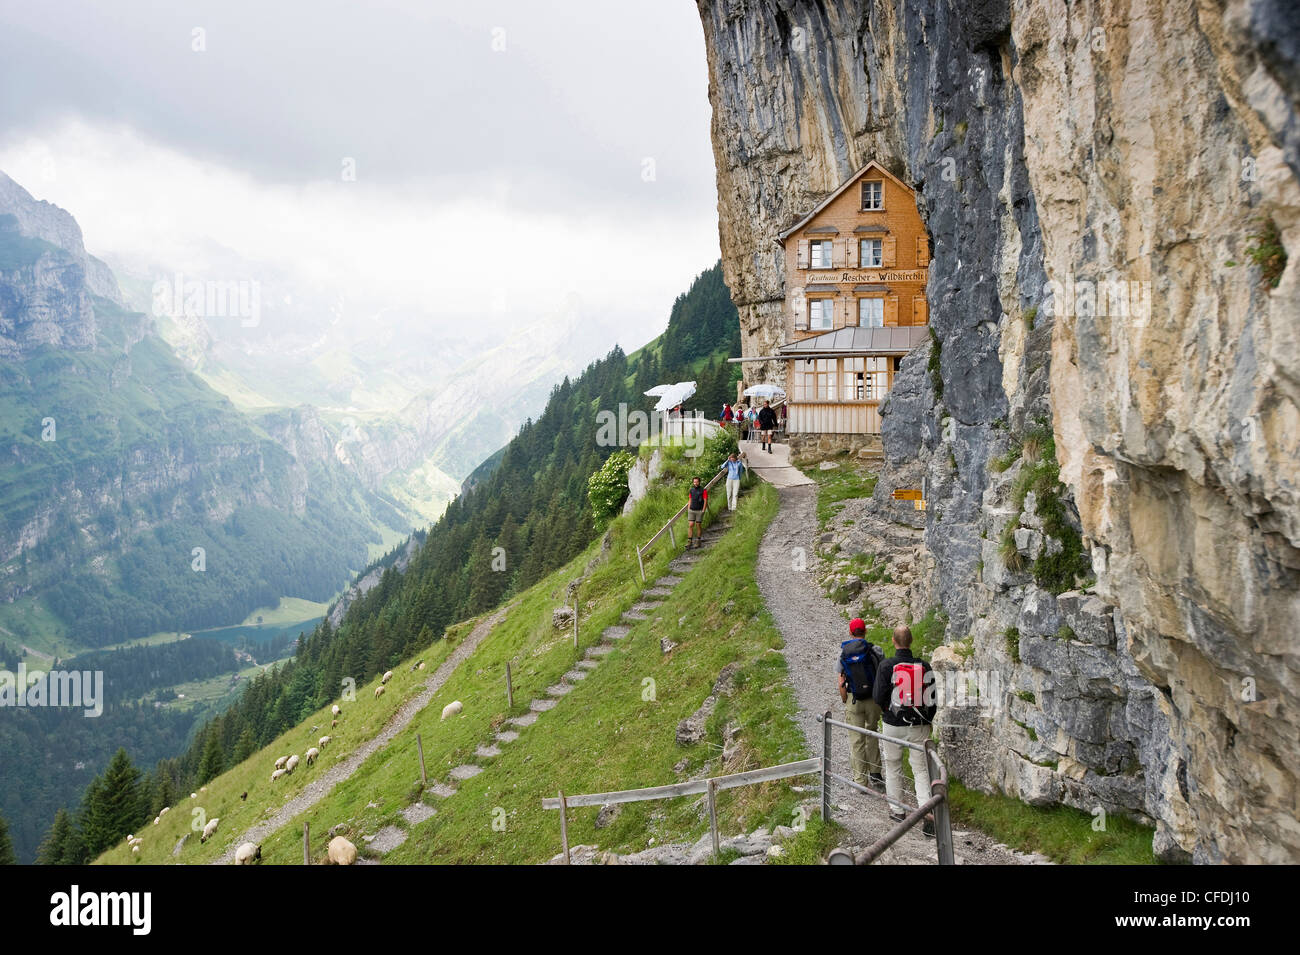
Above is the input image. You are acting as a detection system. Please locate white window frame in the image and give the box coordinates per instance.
[858,297,884,328]
[860,238,883,268]
[809,240,834,269]
[808,299,834,331]
[861,180,884,211]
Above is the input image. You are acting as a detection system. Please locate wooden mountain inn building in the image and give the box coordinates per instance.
[737,161,931,454]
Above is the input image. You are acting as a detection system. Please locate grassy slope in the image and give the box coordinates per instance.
[97,475,809,865]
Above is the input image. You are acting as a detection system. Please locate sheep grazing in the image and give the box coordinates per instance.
[199,786,208,793]
[381,670,393,684]
[234,842,262,865]
[132,845,140,854]
[271,768,287,781]
[190,792,197,799]
[153,816,160,826]
[331,719,338,728]
[285,754,300,774]
[418,661,425,670]
[327,836,357,865]
[374,684,385,699]
[126,834,134,843]
[200,817,220,844]
[318,735,331,749]
[305,747,320,765]
[274,755,289,770]
[440,700,463,721]
[331,704,341,716]
[160,806,170,816]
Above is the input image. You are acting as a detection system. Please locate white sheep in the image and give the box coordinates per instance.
[381,670,393,684]
[327,836,357,865]
[190,792,197,799]
[305,747,320,765]
[374,684,385,699]
[418,661,425,671]
[331,704,341,716]
[160,806,170,816]
[200,817,220,843]
[318,735,331,748]
[274,755,288,770]
[126,833,134,843]
[441,700,463,721]
[132,845,139,854]
[285,754,300,774]
[199,786,208,793]
[271,768,287,781]
[234,842,261,865]
[153,816,159,826]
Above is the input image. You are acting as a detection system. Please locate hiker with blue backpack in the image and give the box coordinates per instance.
[837,618,886,792]
[872,624,938,837]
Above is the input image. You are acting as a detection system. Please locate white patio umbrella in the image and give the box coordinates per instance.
[643,384,675,397]
[652,380,697,413]
[743,383,787,399]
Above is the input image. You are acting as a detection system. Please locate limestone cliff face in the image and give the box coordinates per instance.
[698,0,1299,861]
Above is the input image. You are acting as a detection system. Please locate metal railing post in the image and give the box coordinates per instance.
[926,741,955,865]
[707,778,720,862]
[821,709,833,823]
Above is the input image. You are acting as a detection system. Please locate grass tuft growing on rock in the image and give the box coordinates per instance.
[948,779,1160,864]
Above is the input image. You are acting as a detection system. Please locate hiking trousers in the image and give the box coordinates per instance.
[881,721,933,812]
[844,697,883,782]
[726,477,740,510]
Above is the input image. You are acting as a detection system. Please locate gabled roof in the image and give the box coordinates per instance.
[777,161,915,243]
[778,325,929,356]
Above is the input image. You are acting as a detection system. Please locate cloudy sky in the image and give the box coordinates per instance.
[0,0,720,345]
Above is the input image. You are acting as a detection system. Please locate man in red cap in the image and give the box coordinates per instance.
[837,617,885,791]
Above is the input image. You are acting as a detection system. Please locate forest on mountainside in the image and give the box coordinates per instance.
[33,262,742,863]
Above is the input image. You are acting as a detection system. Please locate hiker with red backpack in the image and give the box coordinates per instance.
[837,618,886,791]
[872,624,938,837]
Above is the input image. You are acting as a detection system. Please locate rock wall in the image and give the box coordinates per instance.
[697,0,1299,861]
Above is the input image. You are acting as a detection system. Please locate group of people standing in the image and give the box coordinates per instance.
[722,397,780,454]
[721,400,784,446]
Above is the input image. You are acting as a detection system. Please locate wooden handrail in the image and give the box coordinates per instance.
[635,469,725,580]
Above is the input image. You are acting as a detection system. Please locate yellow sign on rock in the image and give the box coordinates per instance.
[892,488,923,501]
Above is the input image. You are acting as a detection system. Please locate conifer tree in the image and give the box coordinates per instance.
[0,812,15,865]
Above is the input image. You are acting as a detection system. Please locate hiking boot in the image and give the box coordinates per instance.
[922,814,936,838]
[869,773,885,791]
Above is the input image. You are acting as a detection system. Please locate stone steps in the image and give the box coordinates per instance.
[385,487,749,852]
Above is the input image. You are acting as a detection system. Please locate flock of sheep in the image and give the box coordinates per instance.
[126,660,465,865]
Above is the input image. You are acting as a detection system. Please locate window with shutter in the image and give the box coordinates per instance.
[797,240,809,270]
[859,298,884,327]
[846,237,857,268]
[915,235,930,267]
[882,235,897,268]
[884,295,898,327]
[913,298,929,326]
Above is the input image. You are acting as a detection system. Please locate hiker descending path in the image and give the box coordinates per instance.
[749,443,1037,865]
[212,601,516,864]
[353,502,740,859]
